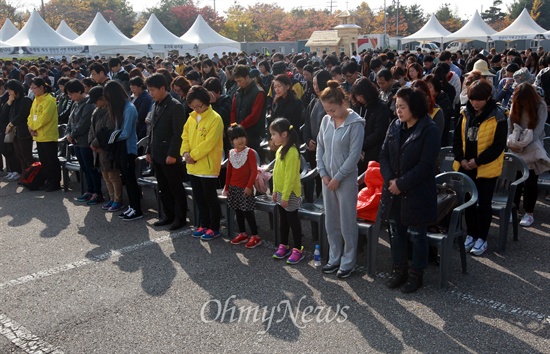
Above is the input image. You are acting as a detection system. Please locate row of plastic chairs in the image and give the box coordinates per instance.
[438,147,530,251]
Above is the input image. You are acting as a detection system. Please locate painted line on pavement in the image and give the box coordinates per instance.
[0,232,187,290]
[0,313,64,353]
[450,290,550,324]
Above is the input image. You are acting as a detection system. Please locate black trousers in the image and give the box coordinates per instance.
[189,175,221,232]
[1,142,19,173]
[154,161,187,221]
[236,209,258,235]
[277,205,302,248]
[13,136,34,172]
[120,153,142,213]
[463,172,497,241]
[36,141,60,188]
[514,169,538,214]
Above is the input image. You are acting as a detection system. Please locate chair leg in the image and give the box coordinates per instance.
[499,211,510,251]
[512,206,519,242]
[439,239,452,289]
[319,216,328,261]
[367,217,381,277]
[62,167,69,192]
[458,234,467,274]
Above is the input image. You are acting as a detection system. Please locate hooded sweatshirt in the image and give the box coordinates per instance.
[316,109,365,182]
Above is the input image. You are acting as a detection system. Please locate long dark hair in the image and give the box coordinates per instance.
[269,117,300,160]
[510,82,541,130]
[104,81,128,127]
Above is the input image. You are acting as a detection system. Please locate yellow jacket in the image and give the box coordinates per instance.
[181,105,224,177]
[453,110,504,178]
[273,146,302,200]
[27,93,59,142]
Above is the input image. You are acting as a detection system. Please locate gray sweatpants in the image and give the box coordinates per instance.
[323,174,359,271]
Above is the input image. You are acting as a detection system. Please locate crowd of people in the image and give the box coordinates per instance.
[1,44,550,293]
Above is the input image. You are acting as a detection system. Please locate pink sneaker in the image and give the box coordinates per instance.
[287,246,305,265]
[272,244,291,259]
[230,233,248,245]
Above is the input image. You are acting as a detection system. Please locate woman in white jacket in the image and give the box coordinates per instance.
[508,82,550,227]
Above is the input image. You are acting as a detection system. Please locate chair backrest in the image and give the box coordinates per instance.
[494,153,529,199]
[437,146,455,173]
[543,137,550,154]
[435,171,478,208]
[136,136,148,156]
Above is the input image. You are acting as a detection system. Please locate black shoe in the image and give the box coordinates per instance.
[337,266,355,279]
[401,270,423,294]
[322,263,340,274]
[169,219,187,230]
[123,209,143,221]
[385,266,409,289]
[118,208,133,219]
[153,217,174,227]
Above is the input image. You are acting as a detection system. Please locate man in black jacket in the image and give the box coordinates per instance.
[145,74,187,230]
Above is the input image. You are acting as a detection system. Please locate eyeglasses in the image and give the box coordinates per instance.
[30,86,39,90]
[191,103,204,110]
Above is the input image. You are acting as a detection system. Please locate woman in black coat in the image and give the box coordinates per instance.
[350,77,392,173]
[2,80,34,175]
[379,87,441,293]
[271,74,303,131]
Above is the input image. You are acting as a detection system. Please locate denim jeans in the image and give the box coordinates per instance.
[389,219,429,273]
[74,146,102,195]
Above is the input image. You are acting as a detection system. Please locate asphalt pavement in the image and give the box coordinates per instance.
[0,178,548,353]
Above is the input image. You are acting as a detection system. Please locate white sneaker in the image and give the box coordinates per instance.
[470,238,488,256]
[519,214,534,227]
[464,235,476,252]
[6,172,20,181]
[3,172,14,180]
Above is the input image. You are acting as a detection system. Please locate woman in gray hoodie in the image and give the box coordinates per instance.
[316,80,365,278]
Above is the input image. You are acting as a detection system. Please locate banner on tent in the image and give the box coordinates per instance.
[0,46,89,55]
[491,34,546,41]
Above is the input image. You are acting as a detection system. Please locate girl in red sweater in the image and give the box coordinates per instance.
[223,124,261,248]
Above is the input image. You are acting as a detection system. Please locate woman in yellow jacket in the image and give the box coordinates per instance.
[181,85,224,240]
[27,77,60,192]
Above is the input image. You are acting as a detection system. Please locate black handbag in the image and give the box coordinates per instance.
[428,183,459,233]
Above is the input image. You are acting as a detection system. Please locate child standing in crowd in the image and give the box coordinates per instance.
[270,118,304,264]
[317,80,365,278]
[223,124,261,248]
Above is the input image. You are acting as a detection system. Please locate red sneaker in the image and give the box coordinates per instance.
[245,236,262,249]
[230,233,248,245]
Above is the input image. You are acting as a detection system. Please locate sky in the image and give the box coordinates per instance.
[25,0,516,21]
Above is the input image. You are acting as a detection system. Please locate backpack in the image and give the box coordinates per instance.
[18,162,46,191]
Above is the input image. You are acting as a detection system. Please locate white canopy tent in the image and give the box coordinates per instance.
[490,8,547,41]
[74,12,148,56]
[56,20,78,40]
[180,15,240,57]
[0,18,19,42]
[445,10,496,43]
[109,20,125,36]
[3,10,85,57]
[132,14,194,57]
[402,14,451,44]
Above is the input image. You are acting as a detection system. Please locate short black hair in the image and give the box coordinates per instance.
[4,79,25,97]
[108,57,121,68]
[145,73,167,90]
[57,77,70,87]
[395,87,429,119]
[342,61,358,75]
[376,68,393,81]
[186,85,211,106]
[203,77,222,94]
[89,62,107,75]
[64,79,84,94]
[87,86,104,104]
[232,65,250,79]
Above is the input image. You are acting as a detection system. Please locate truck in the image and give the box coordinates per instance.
[358,34,390,51]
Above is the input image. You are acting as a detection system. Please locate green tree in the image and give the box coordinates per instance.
[434,3,462,32]
[481,0,508,29]
[507,0,550,29]
[0,0,17,27]
[403,4,426,35]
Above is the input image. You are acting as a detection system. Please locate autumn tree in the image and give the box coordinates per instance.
[371,5,408,36]
[354,2,376,34]
[0,0,16,27]
[434,3,463,32]
[222,3,287,42]
[42,0,136,36]
[278,8,338,41]
[404,4,426,35]
[508,0,550,29]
